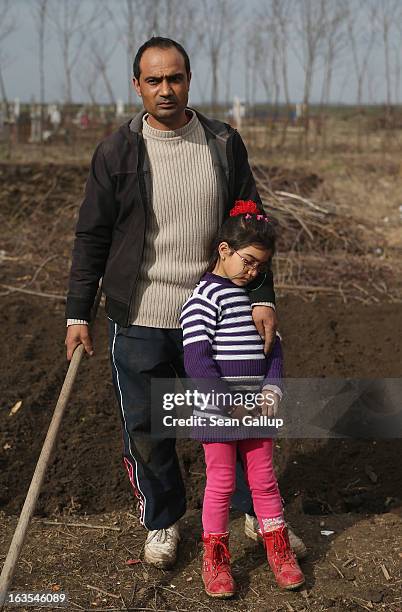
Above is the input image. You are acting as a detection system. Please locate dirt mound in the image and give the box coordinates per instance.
[0,163,87,303]
[252,164,322,196]
[0,163,87,218]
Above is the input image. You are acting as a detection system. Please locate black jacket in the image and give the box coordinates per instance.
[66,109,275,326]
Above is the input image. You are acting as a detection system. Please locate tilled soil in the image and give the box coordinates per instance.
[1,294,401,518]
[1,294,401,611]
[1,508,401,612]
[1,159,401,611]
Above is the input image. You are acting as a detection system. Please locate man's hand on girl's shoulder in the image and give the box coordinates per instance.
[251,306,277,354]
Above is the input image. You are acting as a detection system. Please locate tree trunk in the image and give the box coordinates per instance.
[102,69,116,106]
[211,53,219,115]
[383,22,392,124]
[126,0,135,108]
[0,66,9,117]
[279,46,291,148]
[39,2,47,143]
[303,65,313,155]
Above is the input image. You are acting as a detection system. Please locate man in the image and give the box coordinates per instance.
[66,37,306,568]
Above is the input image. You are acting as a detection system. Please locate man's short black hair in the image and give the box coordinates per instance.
[133,36,191,80]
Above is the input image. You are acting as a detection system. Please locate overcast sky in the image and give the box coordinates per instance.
[0,0,397,107]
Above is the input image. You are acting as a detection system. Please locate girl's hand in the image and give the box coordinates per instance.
[227,405,259,420]
[259,390,280,418]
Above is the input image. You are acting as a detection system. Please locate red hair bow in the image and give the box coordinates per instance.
[229,200,259,216]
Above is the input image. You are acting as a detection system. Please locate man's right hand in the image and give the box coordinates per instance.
[65,325,94,361]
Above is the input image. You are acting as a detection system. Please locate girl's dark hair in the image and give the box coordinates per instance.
[207,214,277,272]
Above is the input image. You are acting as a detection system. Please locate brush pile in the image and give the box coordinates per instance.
[252,164,401,303]
[0,162,401,304]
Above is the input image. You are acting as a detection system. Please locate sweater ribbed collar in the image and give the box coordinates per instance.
[202,272,246,290]
[142,109,198,140]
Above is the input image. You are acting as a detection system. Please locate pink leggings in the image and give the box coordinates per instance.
[202,439,283,534]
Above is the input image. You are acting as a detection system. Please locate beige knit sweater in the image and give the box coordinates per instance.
[130,111,221,328]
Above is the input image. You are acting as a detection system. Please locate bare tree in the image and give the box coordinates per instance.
[0,0,16,114]
[31,0,48,108]
[272,0,293,133]
[245,19,274,150]
[49,0,96,103]
[249,17,273,102]
[319,0,348,149]
[108,0,141,108]
[31,0,49,139]
[367,66,379,105]
[253,1,294,147]
[270,26,281,119]
[77,58,99,106]
[252,0,294,146]
[201,0,239,114]
[137,0,200,48]
[123,0,138,107]
[393,41,401,104]
[347,0,378,148]
[376,0,401,119]
[294,0,329,149]
[347,1,377,109]
[145,0,161,36]
[164,0,197,46]
[243,29,252,109]
[223,22,236,105]
[89,35,119,106]
[320,2,348,107]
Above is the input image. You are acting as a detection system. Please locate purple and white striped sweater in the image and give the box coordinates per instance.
[179,272,283,437]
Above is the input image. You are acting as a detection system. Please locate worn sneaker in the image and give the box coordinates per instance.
[244,514,307,560]
[144,523,180,569]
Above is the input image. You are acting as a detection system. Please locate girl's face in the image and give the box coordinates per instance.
[213,242,272,286]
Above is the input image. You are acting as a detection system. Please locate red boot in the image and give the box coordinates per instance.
[201,532,235,598]
[263,525,305,590]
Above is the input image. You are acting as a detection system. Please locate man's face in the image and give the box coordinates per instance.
[133,46,191,127]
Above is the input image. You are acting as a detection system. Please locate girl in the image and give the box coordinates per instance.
[179,200,305,598]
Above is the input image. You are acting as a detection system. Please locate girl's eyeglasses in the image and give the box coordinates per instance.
[232,249,270,274]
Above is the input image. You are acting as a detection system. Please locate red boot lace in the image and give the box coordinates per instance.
[210,537,231,571]
[272,529,296,566]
